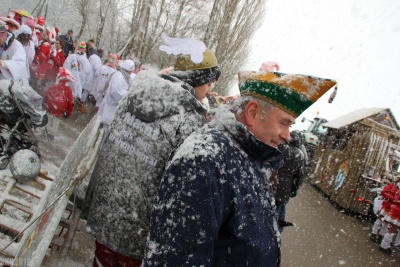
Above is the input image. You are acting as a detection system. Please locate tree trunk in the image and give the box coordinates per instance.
[96,0,112,48]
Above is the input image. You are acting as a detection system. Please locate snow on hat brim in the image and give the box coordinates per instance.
[238,71,337,118]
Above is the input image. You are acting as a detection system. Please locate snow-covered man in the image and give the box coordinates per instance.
[0,25,28,85]
[144,71,337,266]
[83,35,221,267]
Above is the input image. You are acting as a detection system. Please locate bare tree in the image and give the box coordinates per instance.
[32,0,50,18]
[115,0,265,95]
[5,0,266,95]
[73,0,91,41]
[95,0,113,48]
[203,0,266,95]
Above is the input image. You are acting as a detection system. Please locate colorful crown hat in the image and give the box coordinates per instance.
[238,71,337,118]
[78,41,86,49]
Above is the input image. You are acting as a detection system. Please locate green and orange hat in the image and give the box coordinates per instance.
[238,71,337,118]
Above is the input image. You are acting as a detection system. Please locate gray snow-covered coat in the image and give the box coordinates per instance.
[85,70,207,259]
[144,106,284,267]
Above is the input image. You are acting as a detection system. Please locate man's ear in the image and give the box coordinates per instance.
[243,101,259,126]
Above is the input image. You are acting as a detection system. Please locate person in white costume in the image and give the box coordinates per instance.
[63,41,91,106]
[79,49,104,113]
[0,25,28,85]
[98,59,135,134]
[15,25,35,81]
[91,53,118,111]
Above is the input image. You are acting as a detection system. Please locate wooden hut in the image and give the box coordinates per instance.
[308,108,400,215]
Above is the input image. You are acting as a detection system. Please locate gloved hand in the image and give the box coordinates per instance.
[290,191,297,198]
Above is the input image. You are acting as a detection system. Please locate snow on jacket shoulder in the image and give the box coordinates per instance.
[85,70,207,259]
[144,106,283,267]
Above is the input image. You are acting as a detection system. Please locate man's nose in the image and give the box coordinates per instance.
[281,129,291,142]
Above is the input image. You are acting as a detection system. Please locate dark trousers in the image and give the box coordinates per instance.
[275,201,287,233]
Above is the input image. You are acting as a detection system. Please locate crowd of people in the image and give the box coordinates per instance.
[74,32,337,266]
[0,9,137,122]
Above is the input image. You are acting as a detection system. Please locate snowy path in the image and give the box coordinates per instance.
[282,183,400,266]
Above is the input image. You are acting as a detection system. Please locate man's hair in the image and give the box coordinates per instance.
[231,95,276,116]
[67,29,73,34]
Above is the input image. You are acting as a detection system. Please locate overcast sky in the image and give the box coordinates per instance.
[235,0,400,130]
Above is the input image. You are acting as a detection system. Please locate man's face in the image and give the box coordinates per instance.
[250,106,295,148]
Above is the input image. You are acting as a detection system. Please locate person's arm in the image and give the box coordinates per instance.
[144,154,222,266]
[53,52,65,67]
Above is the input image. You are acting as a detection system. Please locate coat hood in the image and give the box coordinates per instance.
[125,70,206,123]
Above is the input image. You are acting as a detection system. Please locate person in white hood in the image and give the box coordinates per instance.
[63,41,91,111]
[98,59,136,134]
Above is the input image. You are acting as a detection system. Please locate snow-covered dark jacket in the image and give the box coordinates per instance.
[85,70,207,258]
[275,136,306,203]
[144,106,284,267]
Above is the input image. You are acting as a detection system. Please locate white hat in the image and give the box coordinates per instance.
[120,59,135,72]
[16,25,32,36]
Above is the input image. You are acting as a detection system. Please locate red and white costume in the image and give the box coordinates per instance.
[44,68,75,117]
